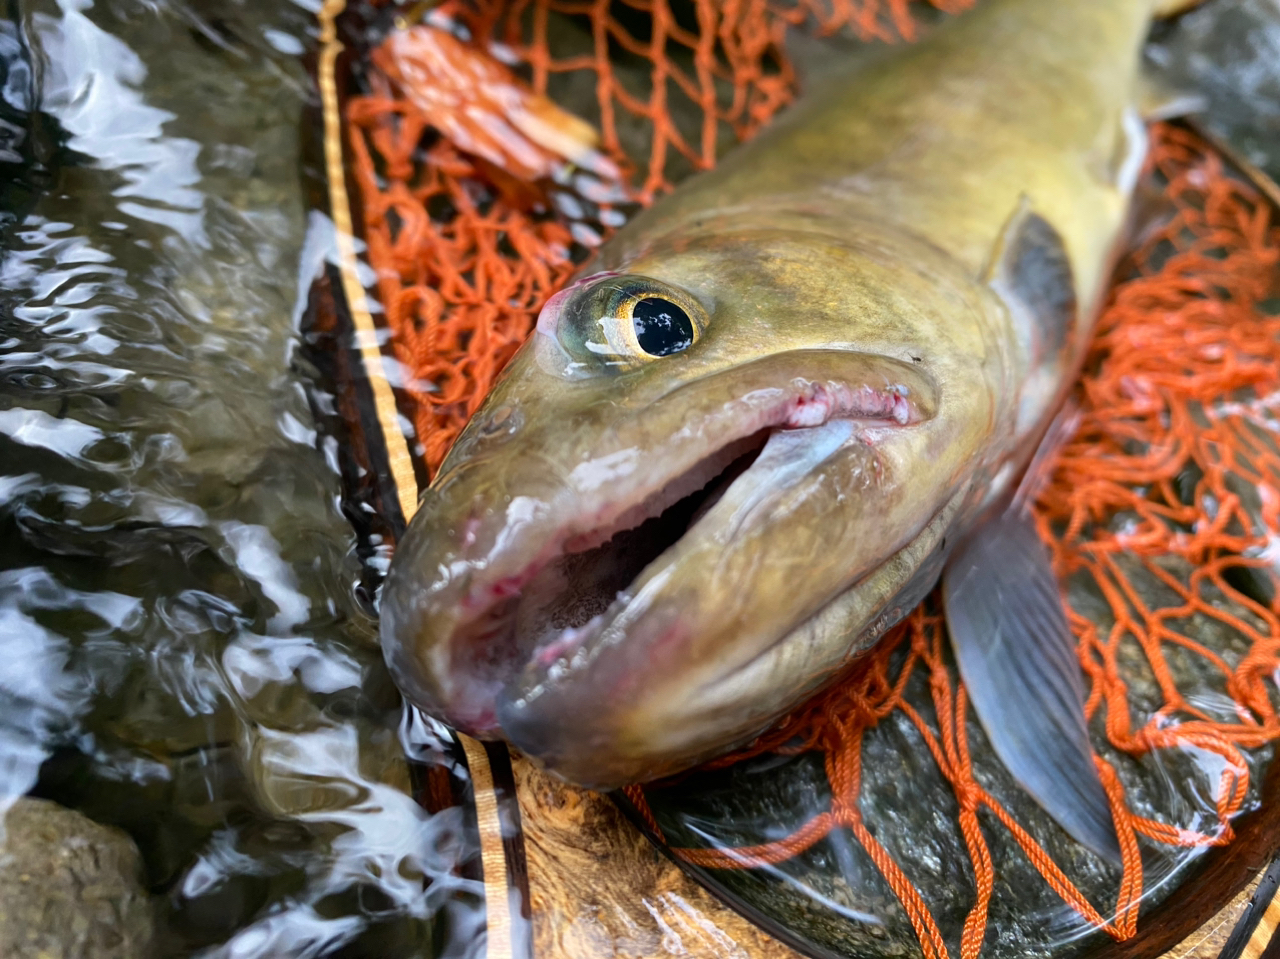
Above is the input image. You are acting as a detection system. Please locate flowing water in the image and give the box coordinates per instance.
[0,1,481,955]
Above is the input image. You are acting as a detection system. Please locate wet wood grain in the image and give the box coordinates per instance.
[512,754,803,959]
[513,745,1279,959]
[1159,876,1259,959]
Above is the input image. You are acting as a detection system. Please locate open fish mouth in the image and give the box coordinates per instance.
[455,380,915,701]
[490,428,774,667]
[379,350,940,782]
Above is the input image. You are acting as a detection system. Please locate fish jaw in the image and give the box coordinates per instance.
[495,422,975,787]
[379,343,987,783]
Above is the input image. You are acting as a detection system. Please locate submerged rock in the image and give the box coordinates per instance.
[0,798,153,959]
[1146,0,1280,184]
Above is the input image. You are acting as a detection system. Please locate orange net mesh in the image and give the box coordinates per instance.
[344,3,1280,956]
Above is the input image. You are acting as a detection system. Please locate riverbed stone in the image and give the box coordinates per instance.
[0,798,154,959]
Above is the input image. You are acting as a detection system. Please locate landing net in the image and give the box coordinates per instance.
[343,1,1280,955]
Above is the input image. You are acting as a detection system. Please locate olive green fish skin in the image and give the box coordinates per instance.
[380,0,1159,787]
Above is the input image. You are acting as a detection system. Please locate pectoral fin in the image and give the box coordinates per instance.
[942,508,1121,864]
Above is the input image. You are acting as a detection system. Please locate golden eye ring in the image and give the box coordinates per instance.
[594,288,704,361]
[539,273,708,373]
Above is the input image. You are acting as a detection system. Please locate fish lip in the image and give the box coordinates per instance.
[381,350,936,740]
[496,483,967,790]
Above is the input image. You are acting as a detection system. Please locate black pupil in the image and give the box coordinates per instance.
[631,297,694,357]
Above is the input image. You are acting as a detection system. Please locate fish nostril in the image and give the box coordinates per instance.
[477,404,522,438]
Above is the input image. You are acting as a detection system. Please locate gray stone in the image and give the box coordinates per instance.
[0,798,153,959]
[1147,0,1280,186]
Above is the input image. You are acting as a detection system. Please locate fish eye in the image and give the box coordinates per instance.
[540,273,707,370]
[631,296,694,356]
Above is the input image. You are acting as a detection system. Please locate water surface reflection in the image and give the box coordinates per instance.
[1,1,480,954]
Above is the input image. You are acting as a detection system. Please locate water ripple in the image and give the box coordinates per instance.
[1,0,483,954]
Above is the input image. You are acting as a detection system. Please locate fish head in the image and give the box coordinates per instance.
[380,221,1011,787]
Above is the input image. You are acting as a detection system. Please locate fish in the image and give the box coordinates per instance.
[379,0,1204,862]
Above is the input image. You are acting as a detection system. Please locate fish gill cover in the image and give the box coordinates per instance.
[337,0,1280,956]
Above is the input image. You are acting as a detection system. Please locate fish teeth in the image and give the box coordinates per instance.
[785,402,830,428]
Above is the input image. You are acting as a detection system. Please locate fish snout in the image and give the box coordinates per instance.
[378,456,566,736]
